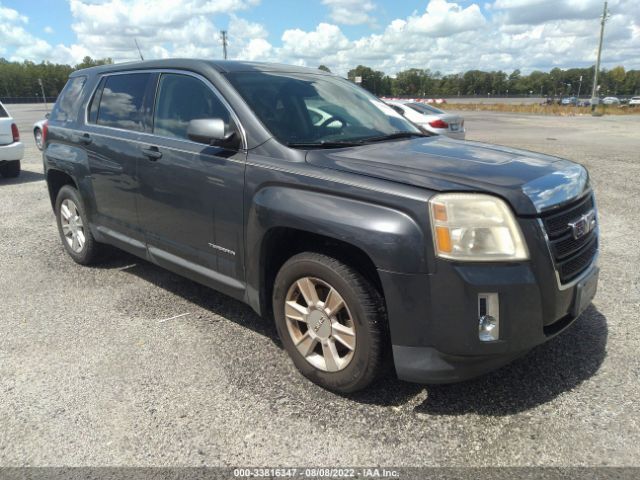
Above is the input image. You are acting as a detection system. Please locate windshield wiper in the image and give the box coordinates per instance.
[287,140,364,149]
[359,131,429,143]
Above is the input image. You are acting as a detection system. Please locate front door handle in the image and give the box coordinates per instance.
[142,146,162,160]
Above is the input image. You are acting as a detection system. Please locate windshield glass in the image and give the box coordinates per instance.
[406,102,444,115]
[226,71,420,146]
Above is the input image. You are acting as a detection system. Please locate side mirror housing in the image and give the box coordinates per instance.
[187,118,236,147]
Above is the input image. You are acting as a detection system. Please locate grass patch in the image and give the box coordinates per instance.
[445,103,640,116]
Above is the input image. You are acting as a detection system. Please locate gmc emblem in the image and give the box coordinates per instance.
[569,209,597,240]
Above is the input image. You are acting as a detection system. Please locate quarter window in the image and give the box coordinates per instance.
[50,76,87,124]
[153,74,231,141]
[96,73,151,131]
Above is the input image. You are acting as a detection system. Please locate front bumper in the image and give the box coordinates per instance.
[380,215,599,384]
[0,141,24,162]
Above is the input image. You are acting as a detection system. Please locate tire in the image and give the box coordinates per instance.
[273,252,386,393]
[0,160,20,178]
[34,128,43,150]
[55,185,101,265]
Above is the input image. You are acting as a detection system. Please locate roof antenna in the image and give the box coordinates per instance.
[134,38,144,61]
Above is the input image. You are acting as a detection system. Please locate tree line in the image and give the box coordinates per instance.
[0,57,112,99]
[337,64,640,98]
[1,56,638,100]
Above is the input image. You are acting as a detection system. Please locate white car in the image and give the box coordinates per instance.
[602,96,620,105]
[33,117,48,151]
[384,100,465,139]
[629,96,640,106]
[0,101,24,178]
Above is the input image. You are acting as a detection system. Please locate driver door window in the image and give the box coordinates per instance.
[153,73,232,140]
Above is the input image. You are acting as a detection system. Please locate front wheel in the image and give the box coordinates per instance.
[34,128,43,150]
[273,252,386,393]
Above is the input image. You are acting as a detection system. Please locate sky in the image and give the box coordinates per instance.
[1,0,639,76]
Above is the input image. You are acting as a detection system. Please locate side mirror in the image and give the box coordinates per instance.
[187,118,236,147]
[45,112,50,119]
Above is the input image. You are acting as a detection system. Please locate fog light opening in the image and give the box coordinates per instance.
[478,293,500,342]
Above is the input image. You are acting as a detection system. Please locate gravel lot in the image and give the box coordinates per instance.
[1,104,639,467]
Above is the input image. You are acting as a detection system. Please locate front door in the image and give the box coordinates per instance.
[136,72,246,297]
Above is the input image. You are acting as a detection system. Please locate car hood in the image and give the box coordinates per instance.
[305,136,590,215]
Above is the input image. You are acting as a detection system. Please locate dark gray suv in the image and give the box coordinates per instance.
[43,60,599,392]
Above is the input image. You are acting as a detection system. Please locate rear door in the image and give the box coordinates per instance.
[136,72,246,296]
[83,72,155,254]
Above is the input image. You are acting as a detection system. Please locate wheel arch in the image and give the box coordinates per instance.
[46,169,78,209]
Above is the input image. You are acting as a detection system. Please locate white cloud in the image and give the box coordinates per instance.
[321,0,377,26]
[44,26,54,34]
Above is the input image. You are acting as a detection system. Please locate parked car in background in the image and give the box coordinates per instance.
[0,101,24,178]
[384,99,465,139]
[33,116,49,151]
[602,96,620,105]
[44,60,599,392]
[561,96,578,106]
[628,96,640,106]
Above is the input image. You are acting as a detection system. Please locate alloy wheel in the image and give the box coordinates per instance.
[284,276,356,372]
[60,199,85,253]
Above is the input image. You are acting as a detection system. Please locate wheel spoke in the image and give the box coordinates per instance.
[333,332,356,351]
[295,332,317,357]
[71,234,80,251]
[61,224,72,236]
[285,301,309,321]
[75,216,83,228]
[76,230,86,249]
[296,278,320,306]
[324,287,344,316]
[60,204,72,220]
[322,339,341,372]
[331,322,354,337]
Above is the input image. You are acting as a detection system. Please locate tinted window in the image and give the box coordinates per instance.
[153,74,230,140]
[50,76,87,124]
[87,77,106,124]
[97,73,151,131]
[0,104,8,118]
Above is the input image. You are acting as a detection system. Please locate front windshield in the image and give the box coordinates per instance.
[226,71,421,146]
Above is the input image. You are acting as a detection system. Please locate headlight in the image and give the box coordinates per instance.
[429,193,529,261]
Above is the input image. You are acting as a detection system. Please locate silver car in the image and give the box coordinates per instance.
[385,100,465,139]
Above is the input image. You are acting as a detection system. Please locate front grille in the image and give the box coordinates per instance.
[540,194,598,284]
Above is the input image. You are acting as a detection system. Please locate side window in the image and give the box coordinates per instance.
[0,104,8,118]
[153,73,231,140]
[50,76,87,124]
[96,73,151,132]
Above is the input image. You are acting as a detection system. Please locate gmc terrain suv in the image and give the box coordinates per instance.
[43,60,599,392]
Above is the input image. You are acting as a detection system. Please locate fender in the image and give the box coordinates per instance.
[245,185,428,312]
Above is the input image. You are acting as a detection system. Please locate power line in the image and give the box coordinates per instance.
[221,30,228,60]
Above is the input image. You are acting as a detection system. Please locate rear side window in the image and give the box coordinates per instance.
[96,73,151,132]
[50,76,87,124]
[153,73,231,140]
[0,104,8,117]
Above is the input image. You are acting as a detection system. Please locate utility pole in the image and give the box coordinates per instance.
[221,30,228,60]
[37,78,47,112]
[591,1,609,112]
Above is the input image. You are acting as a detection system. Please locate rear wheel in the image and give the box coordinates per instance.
[273,252,386,393]
[55,185,101,265]
[0,160,20,178]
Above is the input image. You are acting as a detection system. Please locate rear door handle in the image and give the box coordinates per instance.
[77,133,92,145]
[142,146,162,160]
